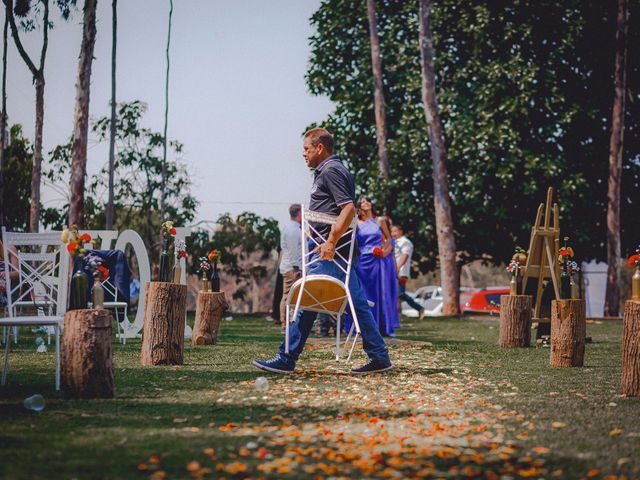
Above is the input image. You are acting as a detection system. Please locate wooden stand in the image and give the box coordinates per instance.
[192,291,228,345]
[141,282,187,366]
[499,295,532,347]
[621,301,640,396]
[61,309,115,398]
[550,299,586,367]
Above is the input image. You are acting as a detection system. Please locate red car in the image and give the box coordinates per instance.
[461,288,510,314]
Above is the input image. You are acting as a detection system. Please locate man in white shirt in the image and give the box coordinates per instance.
[279,204,302,325]
[391,225,425,320]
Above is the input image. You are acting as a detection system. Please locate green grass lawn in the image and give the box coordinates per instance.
[0,315,638,479]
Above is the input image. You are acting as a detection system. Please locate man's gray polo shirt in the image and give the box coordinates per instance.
[309,155,355,256]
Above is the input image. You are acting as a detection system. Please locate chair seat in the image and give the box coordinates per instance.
[288,275,348,314]
[0,316,63,326]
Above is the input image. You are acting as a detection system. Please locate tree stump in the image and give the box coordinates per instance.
[621,300,640,396]
[141,282,187,366]
[192,291,229,346]
[499,295,532,347]
[61,309,115,398]
[550,299,586,367]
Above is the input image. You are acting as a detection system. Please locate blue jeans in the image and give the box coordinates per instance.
[277,254,389,367]
[399,281,423,313]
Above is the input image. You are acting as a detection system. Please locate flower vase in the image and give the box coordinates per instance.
[70,258,89,310]
[158,239,172,282]
[201,272,210,292]
[509,274,517,295]
[92,277,104,309]
[173,263,182,284]
[632,265,640,301]
[569,274,578,299]
[210,260,220,293]
[560,272,571,300]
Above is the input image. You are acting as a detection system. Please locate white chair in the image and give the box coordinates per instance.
[1,228,70,390]
[101,277,128,345]
[284,207,361,362]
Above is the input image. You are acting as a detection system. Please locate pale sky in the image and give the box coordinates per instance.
[5,0,334,228]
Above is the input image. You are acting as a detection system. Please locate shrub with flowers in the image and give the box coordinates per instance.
[61,225,91,258]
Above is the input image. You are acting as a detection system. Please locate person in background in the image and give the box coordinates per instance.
[391,224,425,320]
[279,203,302,331]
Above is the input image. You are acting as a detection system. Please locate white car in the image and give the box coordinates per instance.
[401,286,476,317]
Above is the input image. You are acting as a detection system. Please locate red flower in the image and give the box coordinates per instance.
[559,247,574,257]
[97,265,109,280]
[66,242,77,254]
[208,250,217,261]
[372,247,384,258]
[78,233,92,243]
[169,228,177,235]
[628,254,640,267]
[179,251,188,259]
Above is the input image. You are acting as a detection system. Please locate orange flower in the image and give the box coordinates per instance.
[97,265,109,280]
[66,242,77,254]
[559,247,574,257]
[627,253,640,267]
[78,233,92,243]
[169,228,177,235]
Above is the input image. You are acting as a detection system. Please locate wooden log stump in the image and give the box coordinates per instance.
[499,295,532,347]
[141,282,187,366]
[61,309,115,398]
[192,291,229,346]
[550,299,586,367]
[621,300,640,396]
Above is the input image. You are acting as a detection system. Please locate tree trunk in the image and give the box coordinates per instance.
[499,295,532,348]
[30,74,44,232]
[605,0,628,317]
[0,14,7,226]
[621,300,640,396]
[141,281,186,365]
[418,0,460,315]
[61,309,115,398]
[106,0,117,230]
[192,291,228,345]
[160,0,173,220]
[550,299,586,368]
[366,0,389,179]
[69,0,98,228]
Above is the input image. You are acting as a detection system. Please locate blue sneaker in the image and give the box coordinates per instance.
[350,358,393,375]
[252,356,294,374]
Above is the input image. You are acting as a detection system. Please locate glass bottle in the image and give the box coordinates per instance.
[631,265,640,301]
[173,263,182,284]
[509,273,517,295]
[70,257,89,310]
[201,271,210,292]
[158,238,172,282]
[92,276,104,309]
[560,271,571,300]
[210,260,220,292]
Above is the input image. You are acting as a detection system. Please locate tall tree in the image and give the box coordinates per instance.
[3,0,49,231]
[105,0,117,229]
[160,0,173,221]
[605,0,629,317]
[68,0,97,228]
[418,0,459,314]
[0,14,8,226]
[366,0,389,179]
[1,124,33,231]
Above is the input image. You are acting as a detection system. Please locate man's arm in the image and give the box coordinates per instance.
[317,202,356,260]
[396,253,409,274]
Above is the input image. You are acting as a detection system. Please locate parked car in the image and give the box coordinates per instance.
[401,286,475,317]
[461,288,510,314]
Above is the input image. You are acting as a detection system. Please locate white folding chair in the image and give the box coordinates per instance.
[1,228,70,391]
[284,206,361,362]
[101,277,128,345]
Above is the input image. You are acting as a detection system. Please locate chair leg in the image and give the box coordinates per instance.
[123,306,128,345]
[285,304,290,354]
[2,331,10,385]
[347,331,359,362]
[336,315,341,361]
[55,324,60,391]
[13,325,18,344]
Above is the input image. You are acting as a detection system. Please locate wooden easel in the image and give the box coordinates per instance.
[521,187,561,322]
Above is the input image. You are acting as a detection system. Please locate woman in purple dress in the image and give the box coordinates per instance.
[350,197,400,337]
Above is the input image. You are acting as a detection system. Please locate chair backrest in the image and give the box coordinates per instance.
[301,206,358,285]
[101,277,119,301]
[1,228,70,318]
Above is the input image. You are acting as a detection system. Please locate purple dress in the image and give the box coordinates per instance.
[347,219,399,336]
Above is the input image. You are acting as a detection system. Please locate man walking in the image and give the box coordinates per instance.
[279,204,302,330]
[391,225,425,320]
[253,128,392,374]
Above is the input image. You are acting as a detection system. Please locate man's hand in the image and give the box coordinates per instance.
[313,241,336,260]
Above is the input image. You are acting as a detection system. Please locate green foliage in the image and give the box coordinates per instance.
[307,0,640,271]
[0,125,32,231]
[42,100,198,271]
[187,212,280,301]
